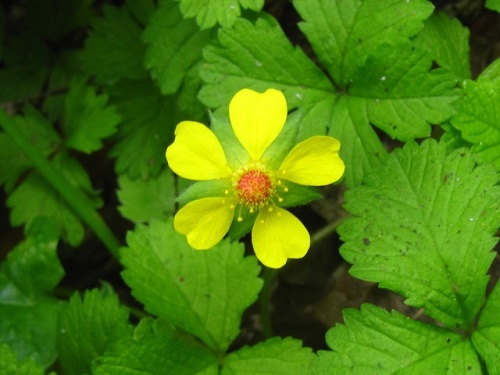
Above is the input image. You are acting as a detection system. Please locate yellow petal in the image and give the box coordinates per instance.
[166,121,232,180]
[252,207,310,268]
[174,197,235,249]
[277,136,345,186]
[229,88,287,161]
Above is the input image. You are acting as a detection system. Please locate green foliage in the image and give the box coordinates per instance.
[0,219,64,368]
[58,289,133,375]
[121,218,263,353]
[1,0,500,373]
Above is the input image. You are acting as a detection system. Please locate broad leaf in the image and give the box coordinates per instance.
[143,0,214,95]
[339,140,500,329]
[222,337,315,375]
[93,318,218,375]
[121,218,263,353]
[58,289,133,375]
[314,304,482,374]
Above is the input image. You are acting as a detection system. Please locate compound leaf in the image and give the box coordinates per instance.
[120,218,263,353]
[339,140,500,329]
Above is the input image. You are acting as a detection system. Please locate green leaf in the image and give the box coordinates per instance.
[293,0,434,86]
[349,42,459,141]
[58,289,133,375]
[451,77,500,169]
[413,11,471,80]
[314,304,482,374]
[0,218,63,367]
[7,152,102,246]
[0,105,60,192]
[117,168,176,223]
[486,0,500,12]
[108,79,177,179]
[472,281,500,375]
[0,344,48,375]
[222,337,315,375]
[339,140,500,329]
[121,218,263,353]
[63,79,121,153]
[93,318,218,375]
[80,1,149,82]
[175,0,264,29]
[143,0,214,95]
[200,15,458,186]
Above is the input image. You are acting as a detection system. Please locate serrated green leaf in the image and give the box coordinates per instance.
[293,0,434,87]
[0,106,60,192]
[93,318,218,375]
[7,152,102,246]
[121,218,263,353]
[349,42,459,141]
[108,79,177,179]
[117,168,176,223]
[80,2,149,82]
[143,0,214,95]
[314,304,481,374]
[0,218,63,367]
[413,11,471,80]
[63,79,121,153]
[472,281,500,375]
[175,0,264,29]
[486,0,500,12]
[0,344,48,375]
[200,15,458,186]
[451,77,500,169]
[478,57,500,84]
[222,337,314,375]
[339,140,500,329]
[58,289,133,375]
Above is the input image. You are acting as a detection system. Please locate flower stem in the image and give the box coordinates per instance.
[310,217,343,246]
[0,109,121,258]
[260,267,277,338]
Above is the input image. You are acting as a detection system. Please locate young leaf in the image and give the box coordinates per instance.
[293,0,434,87]
[451,76,500,169]
[108,79,177,179]
[58,289,133,375]
[7,152,103,246]
[175,0,264,29]
[314,304,482,374]
[120,218,263,353]
[80,1,150,82]
[0,105,60,192]
[143,0,214,95]
[472,281,500,374]
[93,318,218,375]
[221,337,315,375]
[0,218,64,368]
[63,79,121,154]
[117,168,176,223]
[413,12,471,80]
[0,344,51,375]
[339,140,500,329]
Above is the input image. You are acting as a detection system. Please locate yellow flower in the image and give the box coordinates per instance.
[166,88,344,268]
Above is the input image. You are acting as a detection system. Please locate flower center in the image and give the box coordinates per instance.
[237,170,273,207]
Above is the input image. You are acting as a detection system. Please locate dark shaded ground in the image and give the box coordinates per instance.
[1,0,500,355]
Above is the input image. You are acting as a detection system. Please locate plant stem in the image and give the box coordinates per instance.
[310,217,343,246]
[0,110,121,258]
[260,267,277,338]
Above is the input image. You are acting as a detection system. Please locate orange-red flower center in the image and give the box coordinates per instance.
[237,170,273,206]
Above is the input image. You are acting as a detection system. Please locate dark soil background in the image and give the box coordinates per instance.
[1,0,500,354]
